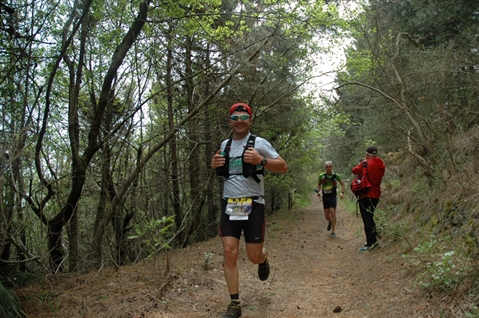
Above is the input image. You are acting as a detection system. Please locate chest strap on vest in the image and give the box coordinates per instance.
[215,134,264,183]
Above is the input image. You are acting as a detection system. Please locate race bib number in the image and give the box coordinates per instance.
[323,188,333,194]
[225,198,253,217]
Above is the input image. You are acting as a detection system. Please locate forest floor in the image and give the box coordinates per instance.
[19,195,440,318]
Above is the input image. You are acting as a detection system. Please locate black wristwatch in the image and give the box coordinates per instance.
[261,157,267,166]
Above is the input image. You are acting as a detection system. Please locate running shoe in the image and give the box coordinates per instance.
[258,249,270,281]
[359,245,369,252]
[331,232,336,238]
[327,222,332,231]
[222,301,242,318]
[359,242,379,252]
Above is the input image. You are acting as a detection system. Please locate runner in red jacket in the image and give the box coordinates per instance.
[351,146,386,251]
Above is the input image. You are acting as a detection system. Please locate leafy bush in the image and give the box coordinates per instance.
[409,235,463,293]
[129,215,175,257]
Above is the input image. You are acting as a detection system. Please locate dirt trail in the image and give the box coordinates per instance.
[19,196,433,317]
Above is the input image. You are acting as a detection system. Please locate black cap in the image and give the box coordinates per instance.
[366,146,378,155]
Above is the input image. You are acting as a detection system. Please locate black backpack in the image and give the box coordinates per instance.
[215,134,264,183]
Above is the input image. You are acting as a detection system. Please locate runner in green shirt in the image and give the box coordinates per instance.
[317,161,345,238]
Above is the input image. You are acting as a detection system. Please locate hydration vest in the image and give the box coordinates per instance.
[320,173,338,195]
[321,173,337,186]
[215,134,264,183]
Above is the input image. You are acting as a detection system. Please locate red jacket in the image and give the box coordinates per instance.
[352,157,385,199]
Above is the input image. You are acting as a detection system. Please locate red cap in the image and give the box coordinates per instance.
[229,103,252,116]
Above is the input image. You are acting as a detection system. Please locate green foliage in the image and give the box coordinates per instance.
[342,196,360,215]
[0,0,353,275]
[265,173,293,213]
[371,207,387,240]
[341,47,374,80]
[129,215,175,256]
[388,220,406,242]
[407,235,464,293]
[294,192,314,209]
[465,306,479,318]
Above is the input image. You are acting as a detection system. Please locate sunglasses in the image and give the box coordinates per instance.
[230,115,251,121]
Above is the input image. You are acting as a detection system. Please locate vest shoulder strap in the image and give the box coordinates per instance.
[321,173,336,183]
[219,134,263,183]
[223,134,256,156]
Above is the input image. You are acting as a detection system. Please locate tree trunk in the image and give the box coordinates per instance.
[184,36,202,246]
[202,45,219,233]
[88,0,151,266]
[46,172,86,272]
[67,209,79,271]
[166,25,184,246]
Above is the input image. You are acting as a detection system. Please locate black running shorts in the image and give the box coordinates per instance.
[322,194,337,209]
[220,199,265,243]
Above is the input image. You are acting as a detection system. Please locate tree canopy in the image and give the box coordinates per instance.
[0,0,348,277]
